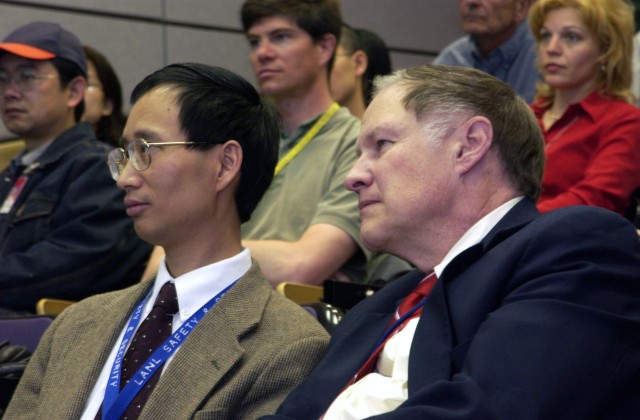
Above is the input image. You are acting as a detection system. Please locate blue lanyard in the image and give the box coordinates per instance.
[102,280,237,420]
[373,298,426,351]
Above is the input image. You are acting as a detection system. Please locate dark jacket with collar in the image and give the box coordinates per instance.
[264,199,640,419]
[0,122,152,312]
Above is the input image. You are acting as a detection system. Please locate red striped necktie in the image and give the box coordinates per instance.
[348,271,438,385]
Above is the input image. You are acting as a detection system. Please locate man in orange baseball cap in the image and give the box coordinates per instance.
[0,21,152,314]
[0,21,88,75]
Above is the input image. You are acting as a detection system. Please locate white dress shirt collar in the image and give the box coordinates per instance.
[151,248,252,321]
[434,197,522,277]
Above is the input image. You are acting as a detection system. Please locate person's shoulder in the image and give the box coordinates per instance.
[231,263,329,339]
[536,204,623,223]
[433,36,473,65]
[74,135,113,154]
[316,107,360,148]
[533,205,638,242]
[53,282,148,324]
[263,288,330,339]
[607,97,640,116]
[328,107,361,133]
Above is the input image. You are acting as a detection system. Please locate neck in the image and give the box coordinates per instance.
[162,213,243,278]
[409,171,518,272]
[164,240,242,279]
[551,82,598,115]
[23,115,77,152]
[473,23,519,57]
[341,89,366,120]
[273,80,335,134]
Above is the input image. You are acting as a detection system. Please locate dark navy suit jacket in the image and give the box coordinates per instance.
[264,199,640,419]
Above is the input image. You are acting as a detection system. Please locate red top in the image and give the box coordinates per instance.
[531,91,640,215]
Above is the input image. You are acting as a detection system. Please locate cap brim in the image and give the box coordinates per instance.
[0,42,55,60]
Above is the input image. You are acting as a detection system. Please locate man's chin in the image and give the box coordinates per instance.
[133,224,157,246]
[257,80,280,97]
[361,230,388,254]
[461,21,488,35]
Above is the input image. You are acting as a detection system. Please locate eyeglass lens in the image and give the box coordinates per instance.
[0,70,53,91]
[107,139,152,181]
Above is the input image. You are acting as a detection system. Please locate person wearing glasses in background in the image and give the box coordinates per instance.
[0,21,152,315]
[82,45,127,148]
[5,62,329,419]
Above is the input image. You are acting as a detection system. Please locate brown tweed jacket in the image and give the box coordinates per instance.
[5,262,329,419]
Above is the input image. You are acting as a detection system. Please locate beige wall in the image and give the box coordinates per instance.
[0,0,463,140]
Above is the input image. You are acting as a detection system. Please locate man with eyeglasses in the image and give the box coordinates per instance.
[0,21,152,314]
[5,62,329,419]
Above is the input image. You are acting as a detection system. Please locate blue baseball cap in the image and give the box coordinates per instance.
[0,21,87,77]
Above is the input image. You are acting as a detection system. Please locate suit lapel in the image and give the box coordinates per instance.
[408,276,454,390]
[141,263,269,418]
[408,199,538,392]
[59,282,153,417]
[481,198,538,251]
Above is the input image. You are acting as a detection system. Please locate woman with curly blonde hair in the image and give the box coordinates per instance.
[529,0,640,216]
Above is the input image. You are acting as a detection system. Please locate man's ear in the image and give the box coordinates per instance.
[454,116,493,175]
[216,140,243,192]
[353,50,368,77]
[67,76,86,108]
[317,33,337,68]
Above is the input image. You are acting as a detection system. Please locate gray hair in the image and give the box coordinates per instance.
[372,65,545,200]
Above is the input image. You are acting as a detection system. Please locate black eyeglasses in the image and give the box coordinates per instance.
[107,138,206,181]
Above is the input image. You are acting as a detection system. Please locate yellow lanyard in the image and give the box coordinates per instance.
[274,102,340,176]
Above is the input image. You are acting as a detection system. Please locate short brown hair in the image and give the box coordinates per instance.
[241,0,342,72]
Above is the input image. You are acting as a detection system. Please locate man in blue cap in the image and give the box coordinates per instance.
[0,21,152,313]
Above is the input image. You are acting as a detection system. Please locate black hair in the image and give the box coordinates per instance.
[83,46,126,147]
[131,63,281,223]
[50,57,85,122]
[355,28,392,105]
[241,0,343,73]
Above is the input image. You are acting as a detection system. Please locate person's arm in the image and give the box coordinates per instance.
[537,106,640,213]
[3,310,65,419]
[0,149,150,310]
[243,223,358,287]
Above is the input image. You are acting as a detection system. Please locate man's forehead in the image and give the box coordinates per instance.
[126,96,181,140]
[248,15,300,34]
[364,87,413,123]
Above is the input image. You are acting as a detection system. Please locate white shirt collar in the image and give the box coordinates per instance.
[434,197,523,277]
[150,248,252,321]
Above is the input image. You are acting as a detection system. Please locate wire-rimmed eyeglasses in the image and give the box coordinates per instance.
[0,69,58,91]
[107,138,206,181]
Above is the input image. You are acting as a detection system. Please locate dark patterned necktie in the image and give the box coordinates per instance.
[119,281,179,419]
